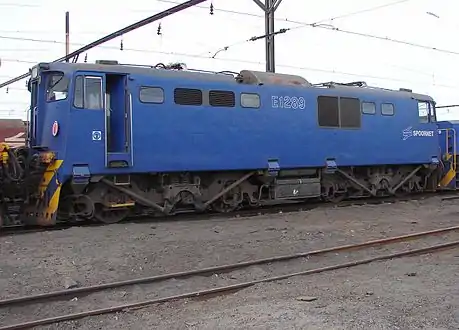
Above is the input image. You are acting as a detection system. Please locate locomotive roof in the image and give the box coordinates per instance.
[42,62,237,83]
[40,62,434,102]
[317,84,434,102]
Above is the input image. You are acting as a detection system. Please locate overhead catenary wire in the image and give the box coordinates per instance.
[204,0,414,57]
[0,1,442,59]
[310,0,413,25]
[1,1,452,67]
[0,0,453,88]
[1,29,459,89]
[155,0,411,22]
[199,5,459,59]
[0,38,457,90]
[0,0,456,95]
[0,2,39,7]
[0,0,208,89]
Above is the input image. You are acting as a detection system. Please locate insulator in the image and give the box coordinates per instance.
[210,2,214,15]
[84,53,88,63]
[157,23,162,35]
[120,39,124,51]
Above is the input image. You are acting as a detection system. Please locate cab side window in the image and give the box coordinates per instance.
[417,101,430,123]
[73,76,103,110]
[46,73,69,102]
[74,76,83,108]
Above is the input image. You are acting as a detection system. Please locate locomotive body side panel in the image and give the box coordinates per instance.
[4,61,442,227]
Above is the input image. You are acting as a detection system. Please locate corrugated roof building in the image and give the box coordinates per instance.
[0,119,27,147]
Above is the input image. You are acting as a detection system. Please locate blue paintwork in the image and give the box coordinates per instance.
[29,62,441,185]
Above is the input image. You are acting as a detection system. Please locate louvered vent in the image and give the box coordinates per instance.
[174,88,202,106]
[209,90,235,107]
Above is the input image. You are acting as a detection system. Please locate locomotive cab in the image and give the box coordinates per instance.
[24,62,136,225]
[28,63,70,151]
[28,61,133,168]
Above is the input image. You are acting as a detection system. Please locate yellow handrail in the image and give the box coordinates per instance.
[439,128,457,170]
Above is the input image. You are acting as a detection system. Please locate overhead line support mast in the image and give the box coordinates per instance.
[252,0,284,72]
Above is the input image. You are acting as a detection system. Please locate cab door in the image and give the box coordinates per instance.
[69,72,107,172]
[105,73,133,168]
[69,72,133,171]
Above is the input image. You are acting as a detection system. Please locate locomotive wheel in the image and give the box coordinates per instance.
[325,192,346,203]
[212,200,240,213]
[322,184,347,203]
[211,180,243,213]
[93,203,129,224]
[393,181,414,197]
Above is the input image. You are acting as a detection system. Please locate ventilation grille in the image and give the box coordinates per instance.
[209,90,235,107]
[174,88,202,106]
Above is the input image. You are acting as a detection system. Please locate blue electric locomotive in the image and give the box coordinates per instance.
[0,60,449,226]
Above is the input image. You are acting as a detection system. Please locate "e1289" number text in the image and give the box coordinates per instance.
[271,96,306,109]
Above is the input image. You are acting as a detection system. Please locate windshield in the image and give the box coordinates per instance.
[46,72,69,102]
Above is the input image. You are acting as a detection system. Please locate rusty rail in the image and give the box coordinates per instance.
[1,224,459,308]
[1,238,458,330]
[0,226,459,330]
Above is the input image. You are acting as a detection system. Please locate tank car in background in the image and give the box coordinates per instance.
[0,60,453,227]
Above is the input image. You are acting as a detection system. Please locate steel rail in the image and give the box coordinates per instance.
[1,239,458,330]
[0,225,458,308]
[1,190,453,234]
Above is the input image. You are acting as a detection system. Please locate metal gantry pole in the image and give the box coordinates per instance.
[252,0,284,72]
[65,12,70,62]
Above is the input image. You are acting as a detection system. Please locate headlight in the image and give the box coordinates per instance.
[31,66,39,79]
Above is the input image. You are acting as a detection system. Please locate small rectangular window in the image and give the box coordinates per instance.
[417,101,429,123]
[84,77,103,110]
[73,76,83,108]
[362,102,376,115]
[318,96,339,127]
[209,90,235,107]
[73,75,103,110]
[241,93,260,108]
[140,87,164,104]
[174,88,202,106]
[381,103,394,116]
[340,97,361,128]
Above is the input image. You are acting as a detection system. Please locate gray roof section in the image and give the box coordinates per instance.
[43,62,237,83]
[40,62,435,102]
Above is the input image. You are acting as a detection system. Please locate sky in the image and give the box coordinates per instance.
[0,0,459,121]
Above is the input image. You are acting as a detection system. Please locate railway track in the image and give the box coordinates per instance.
[1,224,459,329]
[2,191,456,236]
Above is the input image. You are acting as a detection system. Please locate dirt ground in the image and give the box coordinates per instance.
[0,196,458,329]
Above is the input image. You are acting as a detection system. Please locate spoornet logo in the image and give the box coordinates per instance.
[402,126,435,141]
[402,127,413,140]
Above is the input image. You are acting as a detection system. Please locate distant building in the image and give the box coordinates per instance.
[0,119,27,147]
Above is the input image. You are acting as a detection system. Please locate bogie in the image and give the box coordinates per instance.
[54,164,438,224]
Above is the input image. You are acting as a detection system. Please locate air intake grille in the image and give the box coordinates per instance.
[174,88,203,106]
[209,90,235,107]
